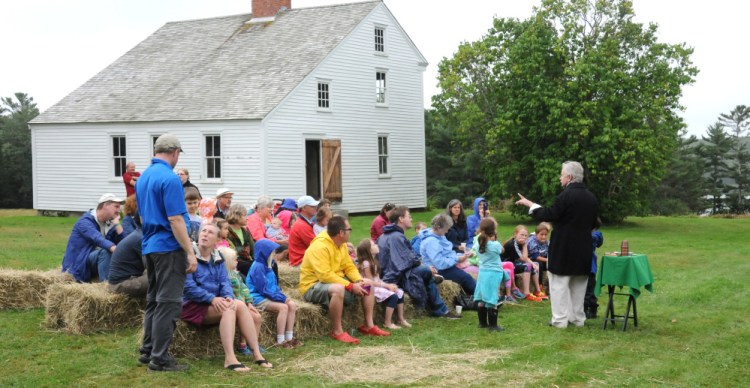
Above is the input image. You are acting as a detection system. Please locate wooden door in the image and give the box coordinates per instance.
[321,139,342,202]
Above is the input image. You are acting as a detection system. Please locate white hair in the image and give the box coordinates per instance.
[562,161,584,183]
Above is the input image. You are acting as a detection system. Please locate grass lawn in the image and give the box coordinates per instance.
[0,210,748,386]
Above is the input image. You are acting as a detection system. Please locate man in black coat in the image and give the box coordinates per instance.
[516,161,599,328]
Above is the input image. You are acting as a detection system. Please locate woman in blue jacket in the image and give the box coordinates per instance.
[247,239,302,349]
[420,213,477,295]
[181,224,271,372]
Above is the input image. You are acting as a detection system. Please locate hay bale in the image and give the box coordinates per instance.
[276,262,300,290]
[169,320,233,359]
[43,282,145,334]
[438,280,463,311]
[0,269,73,309]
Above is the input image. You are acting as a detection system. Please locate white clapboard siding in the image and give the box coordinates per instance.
[262,4,427,212]
[31,120,263,212]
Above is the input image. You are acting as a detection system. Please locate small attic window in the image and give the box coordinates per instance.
[374,26,385,52]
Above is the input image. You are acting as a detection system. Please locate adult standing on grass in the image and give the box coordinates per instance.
[61,193,125,282]
[299,216,389,344]
[136,133,197,372]
[516,161,599,329]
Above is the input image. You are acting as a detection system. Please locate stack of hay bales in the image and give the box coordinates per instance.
[169,262,464,358]
[44,282,145,334]
[0,269,73,309]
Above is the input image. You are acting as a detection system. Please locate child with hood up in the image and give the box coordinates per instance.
[246,239,302,349]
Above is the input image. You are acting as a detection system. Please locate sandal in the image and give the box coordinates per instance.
[254,359,273,369]
[397,320,412,328]
[384,323,401,330]
[330,331,360,344]
[225,363,250,372]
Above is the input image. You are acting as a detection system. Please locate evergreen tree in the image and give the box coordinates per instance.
[718,105,750,213]
[697,122,732,214]
[0,93,39,208]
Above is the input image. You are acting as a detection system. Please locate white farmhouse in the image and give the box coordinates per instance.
[30,0,427,213]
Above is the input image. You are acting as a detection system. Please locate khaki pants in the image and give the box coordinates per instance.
[548,273,588,328]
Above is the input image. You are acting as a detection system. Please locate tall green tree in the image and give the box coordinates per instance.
[0,93,38,208]
[432,0,698,222]
[718,105,750,213]
[424,109,487,209]
[697,122,732,214]
[649,129,706,215]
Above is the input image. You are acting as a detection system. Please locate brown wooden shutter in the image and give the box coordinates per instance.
[322,139,342,202]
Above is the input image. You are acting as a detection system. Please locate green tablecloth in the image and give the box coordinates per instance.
[594,254,654,298]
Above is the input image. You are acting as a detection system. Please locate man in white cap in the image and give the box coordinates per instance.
[136,133,197,372]
[288,195,320,266]
[62,193,125,282]
[213,188,233,220]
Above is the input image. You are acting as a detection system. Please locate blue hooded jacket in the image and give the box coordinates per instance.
[419,228,458,270]
[247,239,287,304]
[183,244,234,304]
[466,197,487,249]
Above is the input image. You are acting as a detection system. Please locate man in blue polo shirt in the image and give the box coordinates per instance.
[136,133,197,372]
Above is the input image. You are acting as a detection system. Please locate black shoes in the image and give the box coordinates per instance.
[148,361,190,372]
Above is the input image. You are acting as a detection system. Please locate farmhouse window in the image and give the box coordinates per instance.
[205,135,221,179]
[112,136,126,177]
[376,71,387,104]
[378,135,389,175]
[374,26,385,52]
[318,81,330,109]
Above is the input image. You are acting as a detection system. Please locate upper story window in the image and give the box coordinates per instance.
[205,135,221,179]
[376,71,387,104]
[112,136,126,177]
[378,135,389,175]
[374,26,385,52]
[317,81,330,109]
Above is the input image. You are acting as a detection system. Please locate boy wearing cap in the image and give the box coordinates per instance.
[61,193,125,282]
[288,195,319,266]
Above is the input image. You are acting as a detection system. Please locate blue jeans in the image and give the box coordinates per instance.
[413,265,449,316]
[438,265,476,295]
[87,248,113,282]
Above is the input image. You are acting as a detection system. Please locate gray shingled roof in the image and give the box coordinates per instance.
[33,1,380,124]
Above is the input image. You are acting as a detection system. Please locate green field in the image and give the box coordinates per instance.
[0,210,748,386]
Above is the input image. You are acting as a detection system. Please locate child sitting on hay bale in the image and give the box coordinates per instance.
[181,223,271,372]
[246,239,302,349]
[219,247,264,356]
[356,239,411,330]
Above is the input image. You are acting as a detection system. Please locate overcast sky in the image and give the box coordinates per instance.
[2,0,747,137]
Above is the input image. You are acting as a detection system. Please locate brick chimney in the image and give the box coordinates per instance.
[252,0,291,19]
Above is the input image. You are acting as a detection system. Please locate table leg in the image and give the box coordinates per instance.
[623,295,632,331]
[632,295,638,327]
[602,285,615,330]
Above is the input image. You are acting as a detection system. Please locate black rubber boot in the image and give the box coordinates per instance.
[487,308,504,332]
[477,305,488,328]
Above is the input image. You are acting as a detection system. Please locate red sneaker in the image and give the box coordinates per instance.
[330,331,360,344]
[358,325,391,336]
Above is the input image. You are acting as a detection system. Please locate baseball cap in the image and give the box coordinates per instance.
[98,193,125,204]
[297,195,320,208]
[153,133,184,153]
[216,188,233,197]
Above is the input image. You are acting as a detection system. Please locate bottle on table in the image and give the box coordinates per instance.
[620,240,629,256]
